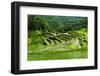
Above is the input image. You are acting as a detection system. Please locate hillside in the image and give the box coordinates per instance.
[28,15,88,60]
[28,28,87,52]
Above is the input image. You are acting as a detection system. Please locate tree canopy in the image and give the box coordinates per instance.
[28,15,87,33]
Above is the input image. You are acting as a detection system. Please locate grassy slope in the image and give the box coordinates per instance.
[28,28,88,61]
[28,48,87,61]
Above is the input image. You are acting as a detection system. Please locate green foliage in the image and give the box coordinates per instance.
[28,28,88,51]
[27,15,88,61]
[28,15,49,32]
[28,15,87,32]
[28,48,87,60]
[28,30,44,45]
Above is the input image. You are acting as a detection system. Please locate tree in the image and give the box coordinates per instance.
[28,15,49,32]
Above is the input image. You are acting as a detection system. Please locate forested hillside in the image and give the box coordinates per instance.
[28,15,87,32]
[28,15,88,61]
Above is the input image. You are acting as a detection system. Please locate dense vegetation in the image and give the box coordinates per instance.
[28,15,87,32]
[28,15,88,61]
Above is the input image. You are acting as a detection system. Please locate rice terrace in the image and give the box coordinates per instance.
[27,15,88,61]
